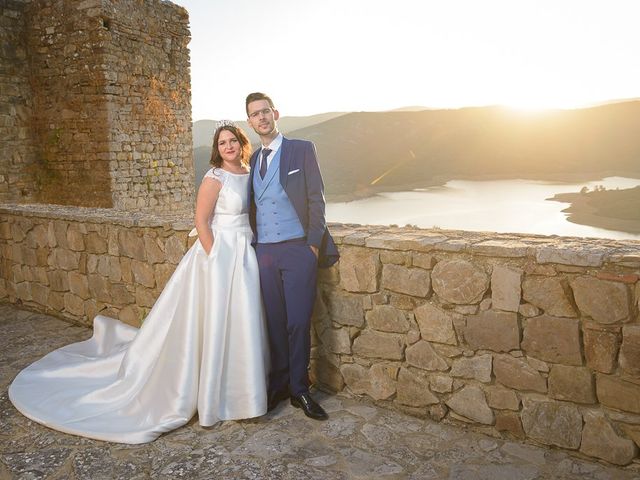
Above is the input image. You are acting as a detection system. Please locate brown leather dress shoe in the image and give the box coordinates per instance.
[290,393,328,420]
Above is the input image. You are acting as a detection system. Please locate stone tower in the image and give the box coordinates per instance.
[0,0,194,212]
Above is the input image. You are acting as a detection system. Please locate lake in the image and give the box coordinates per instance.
[327,177,640,240]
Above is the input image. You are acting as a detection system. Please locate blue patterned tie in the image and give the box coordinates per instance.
[260,148,272,179]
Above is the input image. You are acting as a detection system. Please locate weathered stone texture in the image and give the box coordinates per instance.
[327,292,365,327]
[381,264,431,297]
[495,411,525,438]
[431,260,489,304]
[353,331,404,360]
[340,247,380,293]
[521,316,582,365]
[341,363,398,400]
[396,368,439,407]
[485,385,520,411]
[463,311,520,352]
[596,375,640,414]
[522,276,576,317]
[583,324,620,374]
[445,385,494,425]
[405,341,448,371]
[521,399,582,449]
[493,355,547,393]
[491,265,522,312]
[620,325,640,377]
[450,354,492,383]
[580,412,637,465]
[366,305,410,333]
[570,276,630,324]
[413,302,458,345]
[548,365,596,404]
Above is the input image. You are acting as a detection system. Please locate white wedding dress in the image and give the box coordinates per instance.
[8,168,269,444]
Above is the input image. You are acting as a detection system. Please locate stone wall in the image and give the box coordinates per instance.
[0,0,37,203]
[0,204,193,326]
[1,0,194,211]
[2,205,640,465]
[309,224,640,466]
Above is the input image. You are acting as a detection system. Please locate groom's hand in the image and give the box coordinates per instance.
[310,245,319,259]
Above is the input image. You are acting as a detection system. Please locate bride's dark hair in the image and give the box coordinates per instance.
[210,125,252,169]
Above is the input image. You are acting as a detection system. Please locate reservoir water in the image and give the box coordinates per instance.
[327,177,640,240]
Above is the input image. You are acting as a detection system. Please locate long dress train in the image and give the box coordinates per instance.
[8,168,268,444]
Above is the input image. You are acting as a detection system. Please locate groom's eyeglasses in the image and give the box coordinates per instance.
[248,108,273,119]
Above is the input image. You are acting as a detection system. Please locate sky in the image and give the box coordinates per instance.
[171,0,640,121]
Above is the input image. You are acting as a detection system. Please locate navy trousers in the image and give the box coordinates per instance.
[256,239,318,398]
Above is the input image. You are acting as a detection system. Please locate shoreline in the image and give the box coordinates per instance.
[549,190,640,234]
[325,171,640,203]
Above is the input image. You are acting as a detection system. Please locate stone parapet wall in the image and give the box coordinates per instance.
[1,0,194,211]
[0,204,193,326]
[2,204,640,465]
[310,224,640,466]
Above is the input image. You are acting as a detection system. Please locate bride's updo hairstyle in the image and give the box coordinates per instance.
[210,122,252,169]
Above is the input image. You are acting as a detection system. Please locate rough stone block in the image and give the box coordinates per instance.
[580,412,637,465]
[340,363,397,400]
[414,302,458,345]
[493,355,547,393]
[396,368,439,407]
[320,327,352,355]
[445,385,494,425]
[522,315,582,365]
[327,292,365,327]
[485,385,520,410]
[118,230,146,261]
[381,264,431,298]
[536,246,604,267]
[339,247,380,293]
[131,259,156,288]
[163,234,187,264]
[583,324,620,374]
[464,311,520,352]
[596,374,640,414]
[450,354,492,383]
[620,325,640,377]
[522,276,576,317]
[431,259,489,304]
[548,365,596,404]
[68,271,90,299]
[495,411,525,438]
[353,331,404,360]
[406,340,449,371]
[521,399,582,449]
[491,265,522,312]
[429,374,453,393]
[366,305,410,333]
[63,292,85,316]
[570,275,630,324]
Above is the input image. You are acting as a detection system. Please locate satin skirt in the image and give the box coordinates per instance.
[8,225,269,444]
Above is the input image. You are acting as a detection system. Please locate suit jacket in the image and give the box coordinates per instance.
[248,137,339,268]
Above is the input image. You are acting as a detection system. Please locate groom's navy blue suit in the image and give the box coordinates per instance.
[248,137,338,399]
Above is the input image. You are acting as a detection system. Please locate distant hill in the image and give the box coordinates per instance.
[284,101,640,199]
[550,185,640,233]
[192,112,347,148]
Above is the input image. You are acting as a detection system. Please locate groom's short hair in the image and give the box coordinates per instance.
[245,92,275,115]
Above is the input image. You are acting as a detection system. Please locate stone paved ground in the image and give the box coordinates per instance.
[1,304,639,480]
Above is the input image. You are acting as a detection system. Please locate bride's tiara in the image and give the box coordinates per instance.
[216,119,236,130]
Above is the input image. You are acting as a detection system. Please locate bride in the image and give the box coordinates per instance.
[8,123,269,444]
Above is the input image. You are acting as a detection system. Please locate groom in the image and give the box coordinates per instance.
[246,92,339,421]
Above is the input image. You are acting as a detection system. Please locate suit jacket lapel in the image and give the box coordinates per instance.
[279,137,292,189]
[248,150,259,204]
